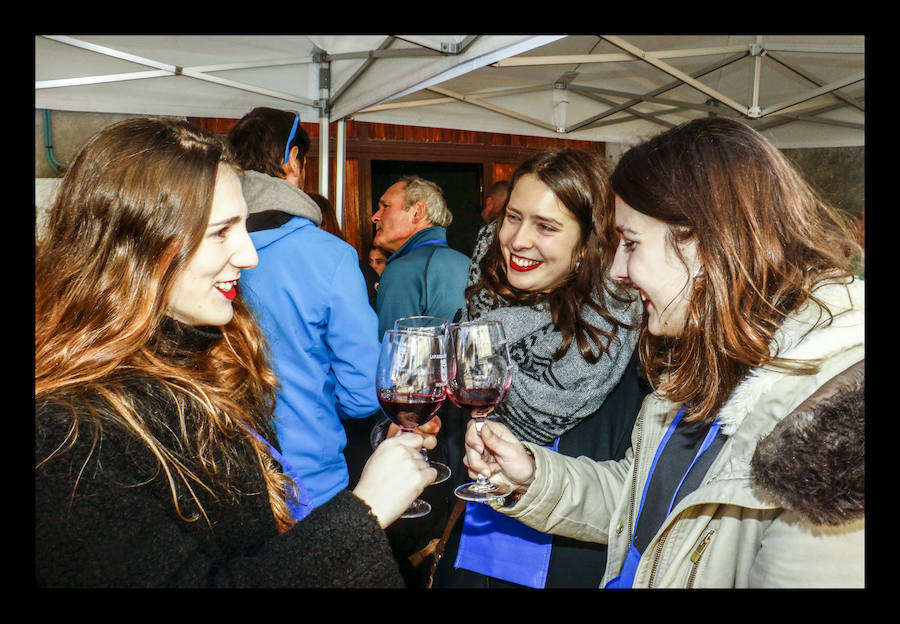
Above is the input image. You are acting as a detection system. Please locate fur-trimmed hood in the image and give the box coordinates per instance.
[710,277,864,526]
[751,359,864,526]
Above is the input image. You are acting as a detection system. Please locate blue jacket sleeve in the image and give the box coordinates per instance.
[325,247,381,419]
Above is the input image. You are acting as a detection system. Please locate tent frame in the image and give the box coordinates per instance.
[35,35,865,225]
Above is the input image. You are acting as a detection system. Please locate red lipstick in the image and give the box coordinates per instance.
[509,254,542,272]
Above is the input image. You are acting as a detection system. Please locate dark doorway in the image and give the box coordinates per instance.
[371,160,483,259]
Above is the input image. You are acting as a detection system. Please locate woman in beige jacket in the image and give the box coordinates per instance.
[462,117,865,588]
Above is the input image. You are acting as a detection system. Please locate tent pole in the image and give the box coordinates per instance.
[319,114,329,199]
[335,119,345,230]
[317,56,330,199]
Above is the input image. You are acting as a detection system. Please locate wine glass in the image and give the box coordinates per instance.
[391,316,452,483]
[394,315,449,334]
[375,328,449,518]
[447,320,513,503]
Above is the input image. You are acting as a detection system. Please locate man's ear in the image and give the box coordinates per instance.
[410,200,428,224]
[281,146,305,187]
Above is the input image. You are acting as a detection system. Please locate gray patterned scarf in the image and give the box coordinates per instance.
[461,222,641,445]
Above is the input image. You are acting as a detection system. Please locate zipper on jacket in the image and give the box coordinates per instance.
[686,530,715,588]
[647,523,671,588]
[627,413,643,541]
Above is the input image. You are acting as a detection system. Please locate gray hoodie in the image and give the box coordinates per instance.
[237,170,322,227]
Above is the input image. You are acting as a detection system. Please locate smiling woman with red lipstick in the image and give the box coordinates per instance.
[433,149,644,589]
[498,172,584,295]
[34,117,437,588]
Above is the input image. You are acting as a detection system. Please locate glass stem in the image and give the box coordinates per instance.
[472,416,493,487]
[403,426,428,461]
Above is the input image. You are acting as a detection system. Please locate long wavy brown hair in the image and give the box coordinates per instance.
[610,117,863,424]
[468,149,635,363]
[35,117,295,532]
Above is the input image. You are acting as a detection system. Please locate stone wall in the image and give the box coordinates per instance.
[783,146,865,217]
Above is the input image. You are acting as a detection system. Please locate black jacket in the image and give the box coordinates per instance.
[34,322,403,588]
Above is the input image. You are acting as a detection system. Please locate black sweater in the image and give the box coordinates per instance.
[34,323,404,588]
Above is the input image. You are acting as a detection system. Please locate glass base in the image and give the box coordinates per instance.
[430,461,451,485]
[454,479,508,503]
[401,498,432,518]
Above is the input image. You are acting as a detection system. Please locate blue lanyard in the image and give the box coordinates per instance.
[455,436,559,588]
[636,407,721,525]
[605,407,719,588]
[247,428,313,521]
[410,238,447,251]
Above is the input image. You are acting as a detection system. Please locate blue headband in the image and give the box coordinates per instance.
[283,112,300,164]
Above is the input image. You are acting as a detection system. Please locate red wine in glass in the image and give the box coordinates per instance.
[448,387,509,415]
[375,329,451,518]
[390,316,453,482]
[378,391,445,431]
[448,320,513,503]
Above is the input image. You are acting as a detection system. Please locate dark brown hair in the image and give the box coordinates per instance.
[468,149,633,363]
[227,107,310,178]
[610,116,863,424]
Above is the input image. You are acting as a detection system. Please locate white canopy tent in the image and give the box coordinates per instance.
[35,34,864,220]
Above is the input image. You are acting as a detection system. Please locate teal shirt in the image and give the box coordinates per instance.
[376,226,471,338]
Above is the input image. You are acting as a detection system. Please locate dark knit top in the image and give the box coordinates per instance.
[34,321,404,588]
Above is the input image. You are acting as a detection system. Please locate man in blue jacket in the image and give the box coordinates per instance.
[371,175,470,586]
[228,107,381,513]
[373,176,470,337]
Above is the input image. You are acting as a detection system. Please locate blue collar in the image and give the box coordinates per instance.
[387,227,448,263]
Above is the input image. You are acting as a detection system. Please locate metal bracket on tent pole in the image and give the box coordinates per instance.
[751,100,865,132]
[749,37,765,118]
[329,37,394,109]
[552,82,569,133]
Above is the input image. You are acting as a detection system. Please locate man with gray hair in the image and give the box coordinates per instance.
[372,175,470,338]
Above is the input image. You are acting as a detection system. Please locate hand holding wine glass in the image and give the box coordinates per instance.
[353,432,438,528]
[463,418,536,494]
[448,320,513,502]
[375,328,450,518]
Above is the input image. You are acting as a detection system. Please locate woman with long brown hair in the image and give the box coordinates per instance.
[432,149,644,589]
[463,117,864,588]
[461,149,641,445]
[35,117,436,587]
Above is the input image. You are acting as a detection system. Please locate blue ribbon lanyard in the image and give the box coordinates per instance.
[247,428,313,522]
[454,437,560,588]
[409,239,447,251]
[605,407,720,588]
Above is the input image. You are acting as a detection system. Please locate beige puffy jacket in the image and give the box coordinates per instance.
[499,278,865,588]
